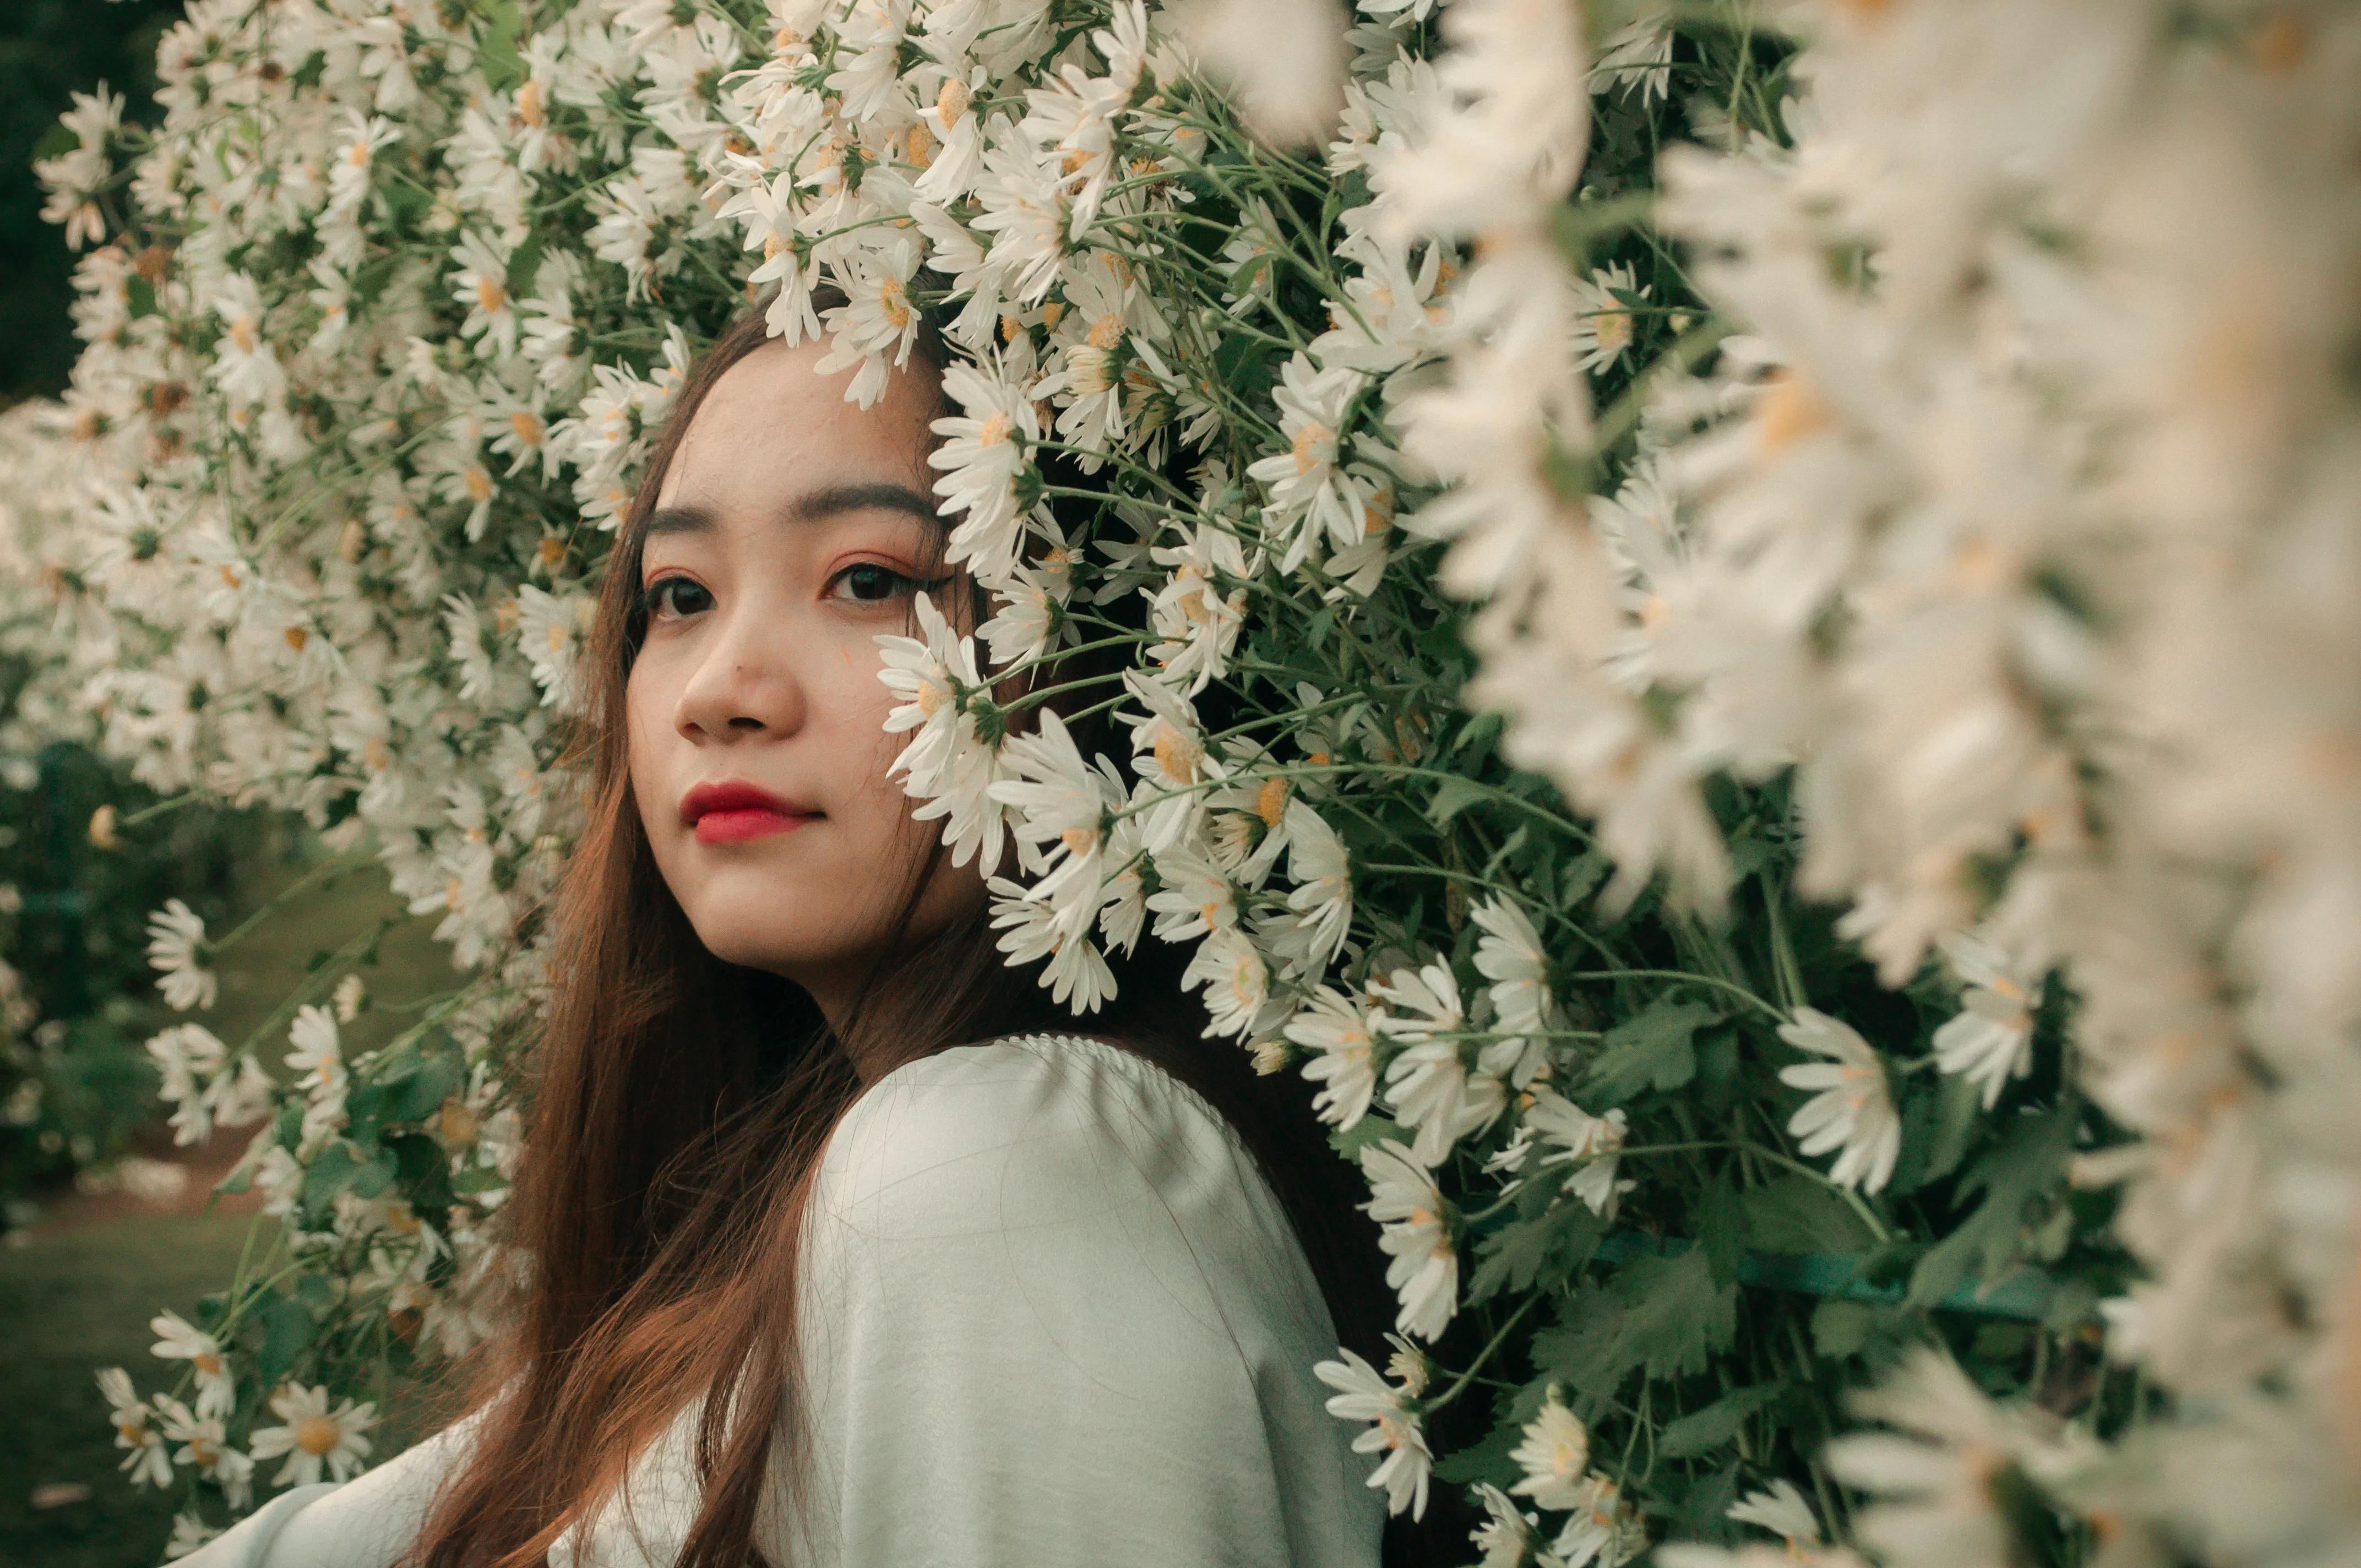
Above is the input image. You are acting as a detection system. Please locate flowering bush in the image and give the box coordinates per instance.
[29,0,2361,1565]
[0,404,265,1236]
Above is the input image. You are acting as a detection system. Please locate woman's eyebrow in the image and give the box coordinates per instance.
[644,484,940,538]
[646,504,715,537]
[786,482,941,525]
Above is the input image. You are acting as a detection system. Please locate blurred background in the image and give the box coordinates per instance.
[1,11,445,1565]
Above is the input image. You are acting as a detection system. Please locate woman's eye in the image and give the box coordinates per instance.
[828,562,945,604]
[641,576,712,620]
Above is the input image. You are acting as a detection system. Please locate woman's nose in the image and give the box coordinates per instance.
[672,609,807,741]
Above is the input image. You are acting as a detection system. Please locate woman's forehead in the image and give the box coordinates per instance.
[656,337,940,516]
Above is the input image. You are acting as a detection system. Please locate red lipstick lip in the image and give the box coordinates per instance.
[679,782,822,846]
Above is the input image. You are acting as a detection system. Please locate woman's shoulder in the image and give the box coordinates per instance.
[809,1030,1287,1266]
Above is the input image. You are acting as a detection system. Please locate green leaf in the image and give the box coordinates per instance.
[346,1146,398,1201]
[1328,1112,1404,1162]
[1907,1103,2076,1308]
[1466,1199,1606,1305]
[475,0,529,91]
[248,1291,317,1384]
[1891,1070,1983,1195]
[32,122,81,164]
[1664,1461,1745,1543]
[1694,1180,1747,1288]
[1583,998,1718,1104]
[1810,1299,1878,1358]
[1533,1249,1736,1413]
[1426,775,1491,829]
[504,233,546,303]
[450,1162,509,1195]
[1739,1173,1877,1255]
[1657,1384,1782,1459]
[1620,1249,1737,1379]
[387,1131,454,1212]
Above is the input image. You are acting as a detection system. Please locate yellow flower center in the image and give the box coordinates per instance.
[1152,722,1200,785]
[937,77,971,124]
[293,1414,343,1457]
[1292,420,1332,475]
[1755,370,1831,455]
[1254,776,1289,827]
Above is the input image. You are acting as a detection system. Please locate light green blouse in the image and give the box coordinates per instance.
[176,1031,1388,1567]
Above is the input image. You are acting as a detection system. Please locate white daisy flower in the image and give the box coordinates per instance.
[987,874,1117,1012]
[988,706,1123,927]
[1146,522,1254,696]
[1145,846,1239,943]
[285,1004,346,1098]
[145,1022,227,1109]
[1777,1006,1901,1195]
[165,1512,223,1559]
[1525,1089,1631,1217]
[1181,922,1271,1038]
[246,1383,379,1489]
[970,139,1069,304]
[877,589,984,801]
[1930,930,2043,1110]
[929,357,1042,587]
[1551,1473,1649,1567]
[150,1310,235,1421]
[448,230,519,357]
[515,585,591,710]
[1245,353,1371,573]
[1470,894,1556,1037]
[1119,668,1216,853]
[154,1395,253,1510]
[1281,799,1354,975]
[1470,1482,1547,1568]
[1360,1137,1459,1342]
[1726,1478,1824,1550]
[1288,985,1380,1129]
[1375,960,1508,1162]
[145,899,217,1012]
[1569,263,1648,375]
[1509,1388,1591,1510]
[1312,1346,1433,1521]
[98,1366,172,1489]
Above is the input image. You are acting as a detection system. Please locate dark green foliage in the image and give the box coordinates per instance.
[0,1,187,402]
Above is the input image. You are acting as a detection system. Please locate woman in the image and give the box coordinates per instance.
[177,300,1463,1567]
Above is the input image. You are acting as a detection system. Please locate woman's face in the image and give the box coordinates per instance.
[625,336,987,1026]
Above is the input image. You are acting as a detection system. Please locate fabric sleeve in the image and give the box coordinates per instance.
[785,1033,1386,1568]
[172,1399,492,1568]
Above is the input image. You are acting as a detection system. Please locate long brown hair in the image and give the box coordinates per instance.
[411,299,1475,1566]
